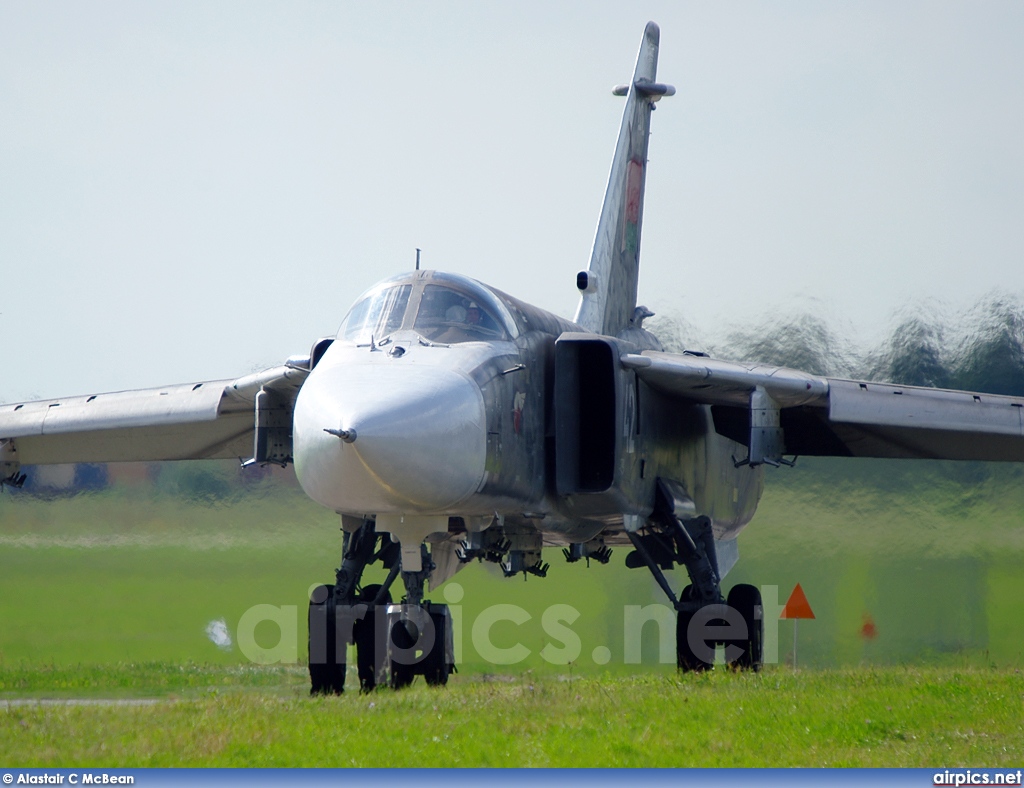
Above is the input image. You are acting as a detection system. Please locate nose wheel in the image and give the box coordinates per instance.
[353,584,392,691]
[387,602,455,688]
[387,544,455,688]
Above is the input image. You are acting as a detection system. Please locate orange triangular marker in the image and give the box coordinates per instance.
[780,583,815,619]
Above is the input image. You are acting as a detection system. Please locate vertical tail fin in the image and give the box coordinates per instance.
[574,22,674,337]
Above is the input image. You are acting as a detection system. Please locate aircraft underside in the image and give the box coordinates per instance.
[306,502,766,694]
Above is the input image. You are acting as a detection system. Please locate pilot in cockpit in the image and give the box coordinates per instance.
[442,301,481,325]
[414,286,504,343]
[435,300,480,342]
[444,304,468,323]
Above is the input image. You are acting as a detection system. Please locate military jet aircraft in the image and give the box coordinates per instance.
[3,22,1024,692]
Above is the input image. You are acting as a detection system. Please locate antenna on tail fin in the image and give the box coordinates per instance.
[574,21,674,337]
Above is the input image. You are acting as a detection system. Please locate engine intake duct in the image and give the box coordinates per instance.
[554,336,618,494]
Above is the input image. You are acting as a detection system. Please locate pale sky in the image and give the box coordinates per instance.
[2,1,1022,402]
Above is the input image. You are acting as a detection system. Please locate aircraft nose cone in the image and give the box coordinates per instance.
[293,361,487,512]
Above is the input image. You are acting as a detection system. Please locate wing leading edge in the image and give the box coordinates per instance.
[623,350,1024,462]
[0,364,308,470]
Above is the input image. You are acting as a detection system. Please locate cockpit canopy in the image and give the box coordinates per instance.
[338,271,519,345]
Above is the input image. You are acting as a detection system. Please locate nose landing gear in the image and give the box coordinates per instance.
[308,520,455,694]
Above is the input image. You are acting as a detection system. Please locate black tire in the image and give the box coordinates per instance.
[423,605,453,687]
[308,584,345,695]
[676,585,712,672]
[354,584,390,692]
[726,583,763,672]
[389,617,417,689]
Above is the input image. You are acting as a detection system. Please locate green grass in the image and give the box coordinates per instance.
[3,460,1024,670]
[2,665,1022,766]
[0,662,307,698]
[2,460,1024,765]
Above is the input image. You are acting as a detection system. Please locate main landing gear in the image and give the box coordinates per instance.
[308,519,455,695]
[626,483,763,672]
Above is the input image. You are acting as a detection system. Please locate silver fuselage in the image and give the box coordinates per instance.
[293,270,762,547]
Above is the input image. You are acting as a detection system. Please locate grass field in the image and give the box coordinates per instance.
[2,665,1022,767]
[2,458,1023,671]
[1,458,1023,766]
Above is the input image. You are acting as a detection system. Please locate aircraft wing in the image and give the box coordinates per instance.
[0,365,308,467]
[622,350,1024,462]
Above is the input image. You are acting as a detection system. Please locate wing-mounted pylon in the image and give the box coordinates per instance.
[622,349,1024,463]
[574,21,675,338]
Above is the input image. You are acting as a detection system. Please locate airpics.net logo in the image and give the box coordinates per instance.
[934,770,1023,786]
[212,582,798,667]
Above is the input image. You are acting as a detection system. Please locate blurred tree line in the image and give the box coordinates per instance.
[650,292,1024,396]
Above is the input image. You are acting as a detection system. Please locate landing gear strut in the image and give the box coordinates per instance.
[308,521,455,694]
[388,543,456,689]
[627,480,763,672]
[308,519,399,694]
